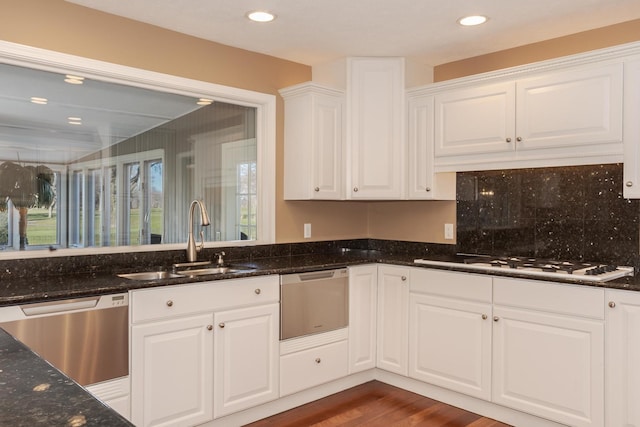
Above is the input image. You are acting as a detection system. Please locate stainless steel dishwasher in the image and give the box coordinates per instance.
[0,293,128,386]
[280,268,349,340]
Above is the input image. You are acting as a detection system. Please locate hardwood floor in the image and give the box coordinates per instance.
[246,381,512,427]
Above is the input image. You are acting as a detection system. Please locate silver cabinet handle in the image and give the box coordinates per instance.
[219,323,225,329]
[482,314,488,320]
[516,137,522,142]
[626,181,633,187]
[166,300,174,307]
[315,358,321,364]
[506,137,512,143]
[425,187,431,192]
[314,187,320,192]
[207,325,213,331]
[255,288,261,295]
[353,187,359,192]
[609,301,616,308]
[401,276,407,282]
[493,316,499,322]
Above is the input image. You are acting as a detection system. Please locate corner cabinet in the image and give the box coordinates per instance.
[130,276,279,427]
[605,289,640,427]
[347,57,405,199]
[280,83,344,200]
[433,61,624,172]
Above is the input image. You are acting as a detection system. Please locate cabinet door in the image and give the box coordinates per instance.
[409,293,491,400]
[348,57,405,199]
[516,63,623,152]
[348,265,377,373]
[492,306,604,427]
[623,58,640,198]
[407,94,455,200]
[213,303,279,418]
[281,83,344,200]
[605,289,640,427]
[376,265,409,375]
[434,81,515,158]
[131,314,214,427]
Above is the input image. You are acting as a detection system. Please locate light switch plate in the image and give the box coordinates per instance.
[304,223,312,238]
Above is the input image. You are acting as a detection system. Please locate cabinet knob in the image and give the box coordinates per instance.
[626,181,634,187]
[493,316,500,322]
[425,187,431,192]
[401,276,407,282]
[353,187,359,193]
[506,137,512,143]
[516,137,522,142]
[255,288,261,295]
[315,358,321,364]
[207,325,213,331]
[166,300,173,307]
[609,301,616,308]
[482,314,488,320]
[219,323,225,329]
[314,187,320,192]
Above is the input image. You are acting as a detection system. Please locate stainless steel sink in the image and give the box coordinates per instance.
[177,267,254,277]
[118,271,185,281]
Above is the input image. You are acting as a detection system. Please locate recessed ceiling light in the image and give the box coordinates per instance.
[458,15,488,26]
[68,116,82,125]
[197,98,213,106]
[30,97,48,105]
[64,74,85,85]
[246,11,276,23]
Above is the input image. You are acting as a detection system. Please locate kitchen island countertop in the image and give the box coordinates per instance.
[0,327,134,427]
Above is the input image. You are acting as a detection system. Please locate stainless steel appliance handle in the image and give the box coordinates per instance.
[21,297,100,316]
[298,271,336,281]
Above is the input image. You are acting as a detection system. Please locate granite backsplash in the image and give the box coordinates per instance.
[457,163,640,265]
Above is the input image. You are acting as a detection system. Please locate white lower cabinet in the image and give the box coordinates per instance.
[131,313,214,427]
[213,303,279,418]
[348,264,378,373]
[279,329,349,396]
[130,276,279,427]
[605,288,640,427]
[492,278,604,427]
[376,265,410,375]
[409,269,492,400]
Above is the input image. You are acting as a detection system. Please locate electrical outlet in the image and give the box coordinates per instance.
[444,223,454,240]
[304,223,312,238]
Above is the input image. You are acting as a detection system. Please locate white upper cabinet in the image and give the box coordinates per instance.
[623,56,640,198]
[280,83,344,200]
[433,60,625,172]
[347,57,405,199]
[405,92,457,200]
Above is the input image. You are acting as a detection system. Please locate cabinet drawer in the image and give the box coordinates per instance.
[131,275,279,323]
[411,268,492,302]
[494,277,604,319]
[280,340,348,396]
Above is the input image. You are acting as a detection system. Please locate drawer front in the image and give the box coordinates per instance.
[493,277,604,319]
[131,275,279,323]
[280,340,349,396]
[411,268,492,302]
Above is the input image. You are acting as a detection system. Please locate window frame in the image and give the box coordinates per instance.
[0,40,276,259]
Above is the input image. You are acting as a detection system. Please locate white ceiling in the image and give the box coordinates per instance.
[67,0,640,67]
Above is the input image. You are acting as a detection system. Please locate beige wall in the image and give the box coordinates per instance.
[2,2,639,245]
[434,19,640,81]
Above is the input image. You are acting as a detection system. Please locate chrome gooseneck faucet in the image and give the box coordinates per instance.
[186,199,211,262]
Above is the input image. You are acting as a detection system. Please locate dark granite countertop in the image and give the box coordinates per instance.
[0,250,640,306]
[0,328,133,427]
[1,249,640,307]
